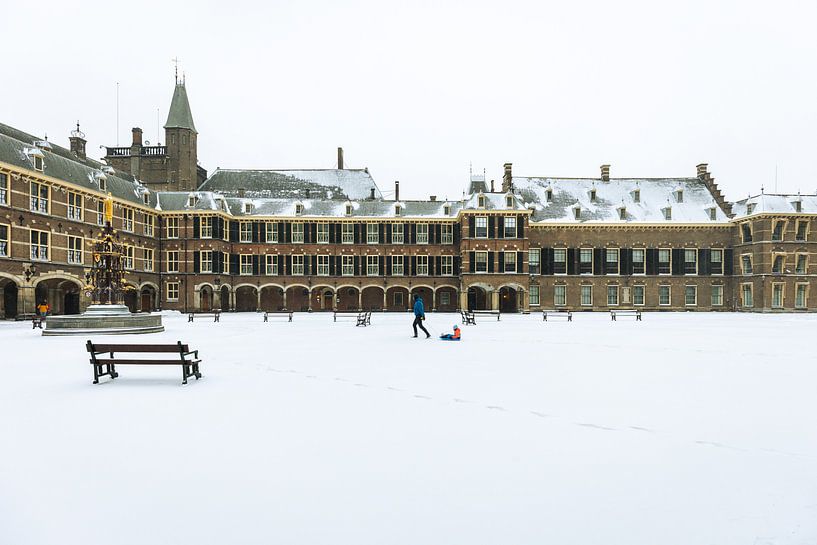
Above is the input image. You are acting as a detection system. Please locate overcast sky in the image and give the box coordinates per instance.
[4,0,816,201]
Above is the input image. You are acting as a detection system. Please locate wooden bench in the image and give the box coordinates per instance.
[611,309,642,321]
[32,315,46,329]
[188,310,221,322]
[356,311,371,327]
[263,311,293,322]
[473,310,501,321]
[542,309,572,321]
[460,310,476,325]
[86,341,202,385]
[333,310,371,326]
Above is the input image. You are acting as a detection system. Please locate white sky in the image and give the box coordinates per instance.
[4,0,816,201]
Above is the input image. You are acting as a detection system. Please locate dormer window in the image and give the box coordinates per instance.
[478,194,486,208]
[545,188,553,203]
[444,204,451,216]
[295,203,304,215]
[506,195,514,208]
[345,203,353,216]
[675,188,684,203]
[707,206,717,221]
[188,195,198,207]
[662,206,672,220]
[572,204,581,220]
[617,206,626,220]
[395,204,402,216]
[792,198,803,212]
[589,188,597,203]
[34,156,44,171]
[97,174,107,192]
[26,148,45,171]
[244,202,254,214]
[746,203,756,214]
[631,189,640,203]
[143,191,150,205]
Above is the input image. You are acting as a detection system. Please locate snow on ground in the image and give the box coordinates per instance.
[1,311,816,545]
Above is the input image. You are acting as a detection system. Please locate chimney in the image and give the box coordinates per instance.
[395,181,400,202]
[337,147,344,169]
[305,189,310,199]
[131,127,143,147]
[238,187,246,198]
[600,164,610,181]
[370,187,376,200]
[502,163,513,192]
[430,195,436,201]
[696,163,709,179]
[490,180,495,192]
[69,123,86,160]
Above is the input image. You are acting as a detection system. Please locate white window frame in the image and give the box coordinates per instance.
[317,254,329,276]
[658,285,671,306]
[0,173,7,205]
[366,255,379,276]
[554,248,567,275]
[439,224,453,244]
[554,285,567,307]
[795,283,808,309]
[123,208,134,232]
[605,248,619,275]
[124,245,134,270]
[771,283,784,308]
[240,222,253,243]
[0,223,9,257]
[391,255,404,276]
[529,285,540,306]
[291,223,304,244]
[200,250,213,273]
[504,216,517,238]
[632,248,645,275]
[416,255,428,276]
[367,223,379,244]
[166,250,179,272]
[30,229,49,261]
[741,283,753,308]
[684,248,698,275]
[317,223,329,244]
[340,222,355,244]
[97,201,105,226]
[710,249,723,275]
[607,284,619,306]
[633,285,645,306]
[166,282,180,302]
[795,253,808,275]
[166,217,180,239]
[475,250,488,273]
[292,254,304,275]
[528,248,541,274]
[67,191,83,221]
[143,248,154,272]
[579,248,593,275]
[441,255,453,276]
[67,235,83,265]
[200,217,213,239]
[475,216,488,238]
[711,285,723,307]
[416,223,429,244]
[658,248,671,275]
[741,253,753,275]
[392,223,404,244]
[504,251,516,273]
[30,181,49,214]
[266,222,278,243]
[580,285,593,306]
[144,214,154,236]
[265,255,278,276]
[342,255,354,276]
[684,285,697,306]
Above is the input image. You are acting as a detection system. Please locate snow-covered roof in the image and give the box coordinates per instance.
[462,191,528,211]
[0,122,159,208]
[512,176,730,223]
[199,168,382,201]
[731,193,817,218]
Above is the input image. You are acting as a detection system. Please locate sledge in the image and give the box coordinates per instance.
[439,336,461,341]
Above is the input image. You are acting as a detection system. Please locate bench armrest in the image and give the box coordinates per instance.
[183,350,199,358]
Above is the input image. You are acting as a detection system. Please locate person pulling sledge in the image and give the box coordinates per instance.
[412,294,430,338]
[439,325,461,341]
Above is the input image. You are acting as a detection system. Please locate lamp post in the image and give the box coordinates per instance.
[23,264,37,316]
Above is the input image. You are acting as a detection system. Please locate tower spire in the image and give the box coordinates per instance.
[172,56,180,84]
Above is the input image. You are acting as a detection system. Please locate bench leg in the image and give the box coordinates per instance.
[182,364,188,385]
[93,364,99,384]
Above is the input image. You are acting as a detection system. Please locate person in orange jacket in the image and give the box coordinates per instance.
[439,324,461,341]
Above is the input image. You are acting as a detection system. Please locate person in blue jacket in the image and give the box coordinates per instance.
[412,294,430,338]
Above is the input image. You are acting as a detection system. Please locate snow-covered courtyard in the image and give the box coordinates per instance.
[1,311,815,545]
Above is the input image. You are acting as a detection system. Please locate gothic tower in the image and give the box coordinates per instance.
[164,78,199,192]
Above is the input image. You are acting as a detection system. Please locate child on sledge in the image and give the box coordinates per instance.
[439,324,461,341]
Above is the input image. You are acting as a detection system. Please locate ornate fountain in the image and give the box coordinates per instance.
[43,195,164,336]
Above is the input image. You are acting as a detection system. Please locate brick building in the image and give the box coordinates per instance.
[0,78,814,318]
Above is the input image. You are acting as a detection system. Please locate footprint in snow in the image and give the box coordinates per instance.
[453,398,472,404]
[485,405,506,411]
[628,426,654,433]
[386,386,405,392]
[577,423,616,431]
[353,383,369,388]
[413,394,432,400]
[529,411,551,418]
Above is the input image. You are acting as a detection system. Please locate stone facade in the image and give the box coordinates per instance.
[1,78,815,318]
